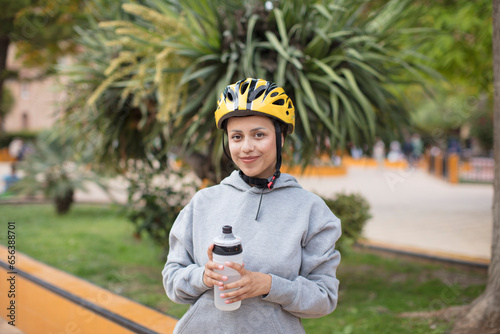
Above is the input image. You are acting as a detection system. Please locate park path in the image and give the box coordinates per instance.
[295,165,493,264]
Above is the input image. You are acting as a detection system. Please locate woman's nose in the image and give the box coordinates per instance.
[242,138,254,152]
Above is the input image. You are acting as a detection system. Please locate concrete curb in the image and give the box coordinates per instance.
[356,239,489,269]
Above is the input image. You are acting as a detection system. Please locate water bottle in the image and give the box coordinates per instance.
[212,225,243,311]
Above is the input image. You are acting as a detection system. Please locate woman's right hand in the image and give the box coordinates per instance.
[203,243,227,288]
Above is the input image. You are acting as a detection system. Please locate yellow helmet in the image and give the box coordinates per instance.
[215,78,295,134]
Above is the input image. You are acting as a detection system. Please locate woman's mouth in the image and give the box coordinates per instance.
[240,156,259,163]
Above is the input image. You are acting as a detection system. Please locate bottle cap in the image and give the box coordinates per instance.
[213,225,242,255]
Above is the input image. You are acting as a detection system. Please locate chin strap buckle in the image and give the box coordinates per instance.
[267,170,281,190]
[267,176,276,190]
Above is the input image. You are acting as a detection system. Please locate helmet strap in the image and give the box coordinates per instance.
[222,131,232,162]
[269,120,282,189]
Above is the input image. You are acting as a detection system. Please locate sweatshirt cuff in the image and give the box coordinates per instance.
[262,274,296,307]
[192,266,212,294]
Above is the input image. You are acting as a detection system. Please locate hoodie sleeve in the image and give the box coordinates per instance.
[263,203,341,318]
[162,202,211,304]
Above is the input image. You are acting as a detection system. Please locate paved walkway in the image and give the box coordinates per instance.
[0,317,24,334]
[1,162,494,264]
[295,165,493,264]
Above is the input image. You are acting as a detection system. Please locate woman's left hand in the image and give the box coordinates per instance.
[217,262,272,304]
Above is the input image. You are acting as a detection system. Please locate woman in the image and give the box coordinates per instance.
[162,78,341,333]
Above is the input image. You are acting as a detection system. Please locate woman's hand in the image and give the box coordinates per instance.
[218,261,272,304]
[203,244,272,304]
[203,244,225,288]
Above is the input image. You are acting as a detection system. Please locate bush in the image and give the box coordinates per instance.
[469,107,493,152]
[0,130,38,149]
[322,192,371,253]
[125,165,198,260]
[12,130,105,214]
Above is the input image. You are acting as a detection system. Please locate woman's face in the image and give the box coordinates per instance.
[227,115,279,180]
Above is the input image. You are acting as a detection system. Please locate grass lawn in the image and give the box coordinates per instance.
[0,203,487,333]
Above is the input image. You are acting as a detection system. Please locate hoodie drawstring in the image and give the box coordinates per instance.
[255,187,265,220]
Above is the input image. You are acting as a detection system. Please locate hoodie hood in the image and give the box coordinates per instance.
[220,170,303,220]
[221,170,302,193]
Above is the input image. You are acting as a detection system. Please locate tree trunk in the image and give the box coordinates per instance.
[0,35,10,132]
[451,1,500,333]
[55,189,74,215]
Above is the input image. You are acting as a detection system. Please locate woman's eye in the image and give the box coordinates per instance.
[255,132,265,138]
[231,135,242,140]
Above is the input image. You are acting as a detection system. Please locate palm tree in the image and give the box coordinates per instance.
[65,0,436,176]
[60,0,168,173]
[59,0,437,252]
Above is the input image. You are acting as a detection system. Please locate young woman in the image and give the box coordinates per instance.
[162,78,341,333]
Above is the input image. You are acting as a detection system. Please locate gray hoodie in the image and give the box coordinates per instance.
[162,170,341,333]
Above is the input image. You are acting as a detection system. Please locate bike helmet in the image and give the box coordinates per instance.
[215,78,295,134]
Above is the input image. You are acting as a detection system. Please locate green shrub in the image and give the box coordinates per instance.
[125,166,198,260]
[469,107,493,152]
[12,130,105,214]
[322,192,371,253]
[0,130,38,149]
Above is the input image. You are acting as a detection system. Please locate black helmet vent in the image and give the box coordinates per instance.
[227,89,235,102]
[240,82,249,94]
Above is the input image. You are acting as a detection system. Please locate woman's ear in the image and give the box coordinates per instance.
[281,133,285,147]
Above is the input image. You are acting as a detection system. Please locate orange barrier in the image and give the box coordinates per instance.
[282,156,411,177]
[343,156,409,169]
[426,152,485,184]
[448,153,459,184]
[342,156,378,167]
[0,246,177,334]
[0,148,16,162]
[434,154,443,178]
[281,164,347,176]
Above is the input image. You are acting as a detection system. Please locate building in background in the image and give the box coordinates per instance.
[3,44,65,133]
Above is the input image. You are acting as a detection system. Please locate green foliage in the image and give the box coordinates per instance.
[60,0,168,173]
[125,164,198,259]
[410,0,492,92]
[322,192,371,253]
[0,130,38,149]
[411,93,474,135]
[469,107,494,152]
[69,0,436,174]
[0,86,15,118]
[11,128,106,214]
[0,0,31,34]
[400,0,493,147]
[8,0,89,70]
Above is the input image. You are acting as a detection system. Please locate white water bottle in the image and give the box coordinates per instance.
[212,225,243,311]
